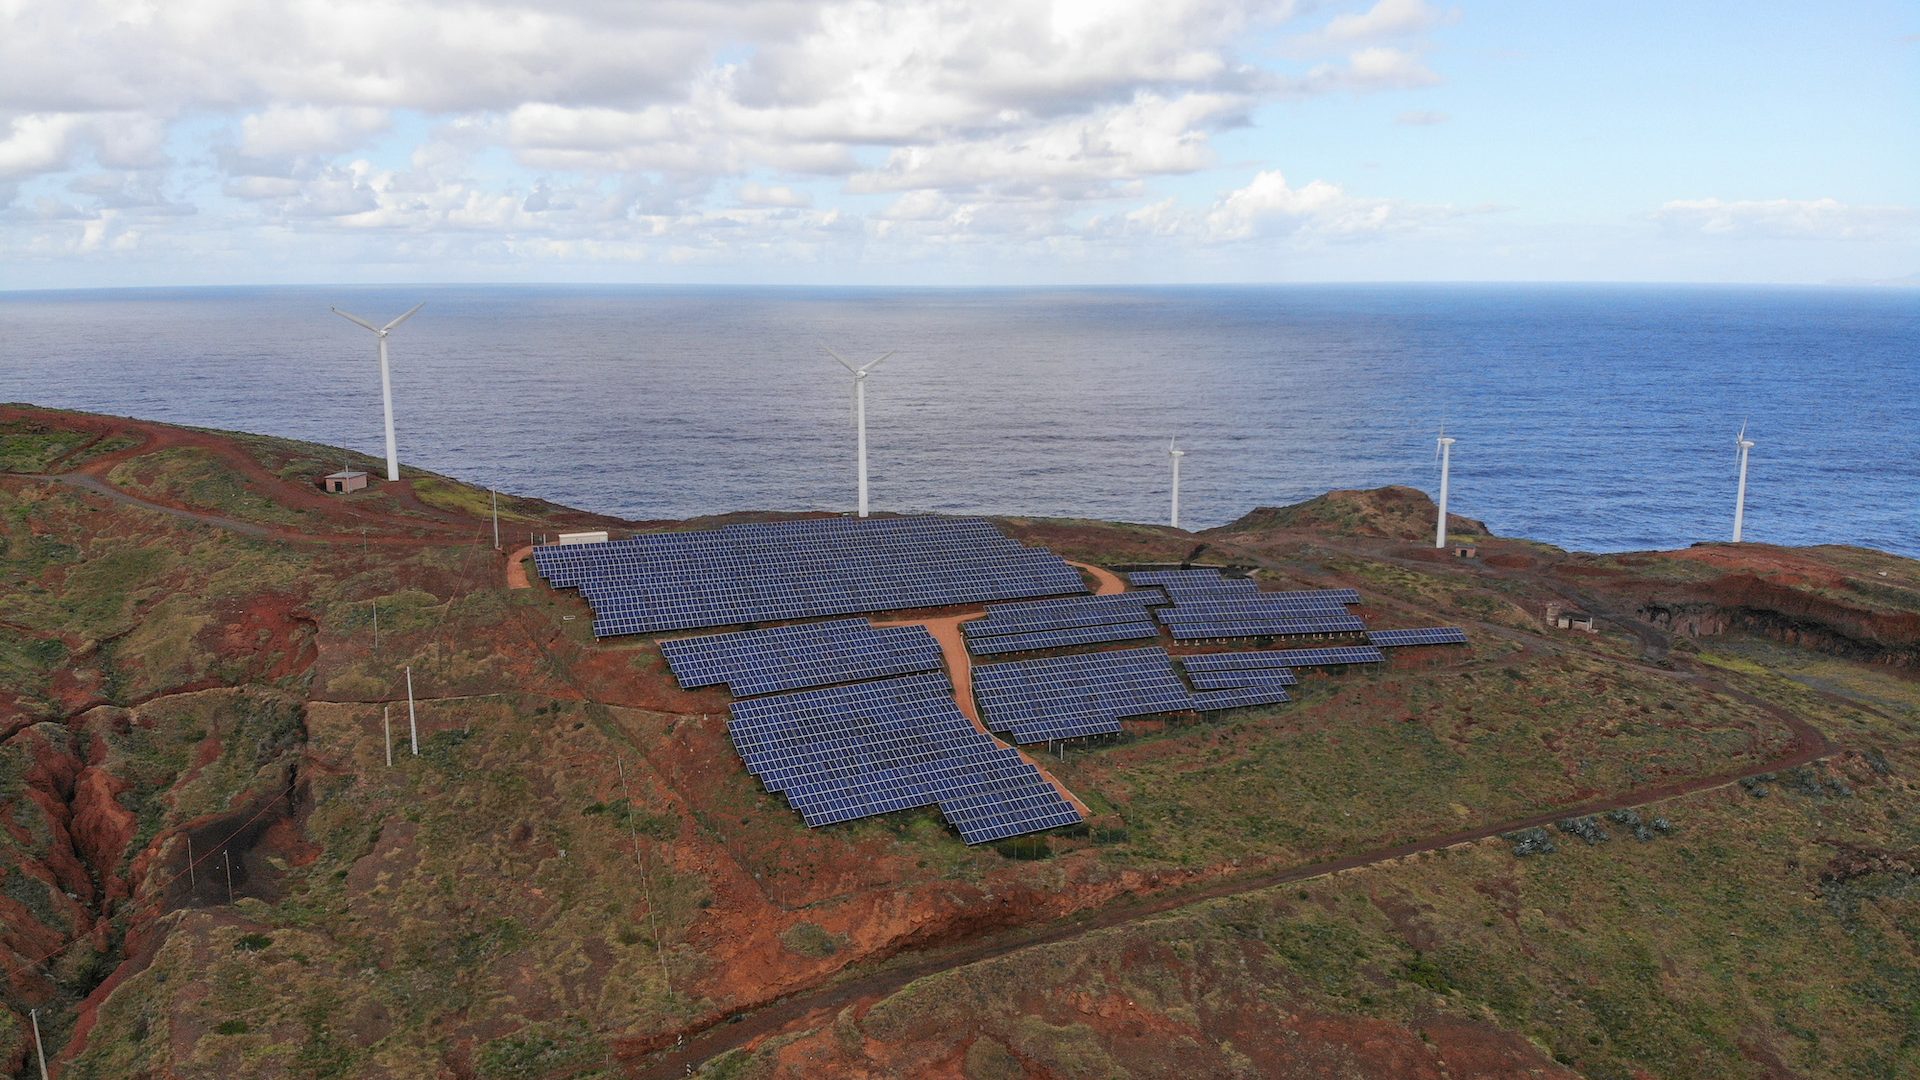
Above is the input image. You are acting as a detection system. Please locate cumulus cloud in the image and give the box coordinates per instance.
[240,106,392,157]
[1322,0,1459,42]
[1202,168,1458,241]
[0,112,166,179]
[737,182,811,207]
[1655,197,1916,241]
[0,0,1476,274]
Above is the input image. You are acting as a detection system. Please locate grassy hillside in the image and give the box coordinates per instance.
[1,403,1915,1080]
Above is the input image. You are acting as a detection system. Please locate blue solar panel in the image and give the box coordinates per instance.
[1160,613,1368,640]
[534,516,1088,636]
[1185,666,1297,689]
[726,672,1082,844]
[966,621,1163,656]
[1150,597,1353,617]
[962,589,1168,656]
[658,618,944,697]
[1369,627,1470,647]
[1184,646,1385,668]
[973,647,1196,743]
[1188,684,1292,711]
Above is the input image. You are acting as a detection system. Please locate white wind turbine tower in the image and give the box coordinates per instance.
[822,345,894,518]
[1168,437,1186,529]
[331,303,424,482]
[1434,427,1457,549]
[1732,421,1755,542]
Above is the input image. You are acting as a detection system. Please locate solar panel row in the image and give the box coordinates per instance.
[1186,646,1386,668]
[963,589,1168,637]
[1160,613,1368,640]
[1369,626,1471,647]
[967,621,1164,656]
[658,618,943,697]
[1186,666,1297,689]
[726,672,1082,844]
[962,588,1169,656]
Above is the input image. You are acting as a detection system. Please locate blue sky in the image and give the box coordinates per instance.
[1,0,1913,289]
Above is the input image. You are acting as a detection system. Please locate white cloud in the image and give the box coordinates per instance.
[0,0,1493,278]
[1395,109,1448,126]
[0,112,166,179]
[240,106,391,157]
[1655,197,1916,241]
[1335,46,1441,90]
[737,182,811,207]
[1203,168,1453,241]
[1322,0,1458,42]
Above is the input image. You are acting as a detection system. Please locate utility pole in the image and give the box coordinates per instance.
[224,850,234,904]
[491,487,500,551]
[405,666,419,755]
[30,1008,49,1080]
[383,705,393,767]
[371,599,379,650]
[187,835,195,889]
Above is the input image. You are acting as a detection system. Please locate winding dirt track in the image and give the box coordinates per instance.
[627,696,1832,1078]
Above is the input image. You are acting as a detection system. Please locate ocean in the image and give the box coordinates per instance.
[2,284,1914,557]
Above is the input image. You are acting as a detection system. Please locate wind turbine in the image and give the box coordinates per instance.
[1434,428,1456,549]
[1168,437,1186,529]
[822,345,894,518]
[1732,421,1755,542]
[331,303,424,482]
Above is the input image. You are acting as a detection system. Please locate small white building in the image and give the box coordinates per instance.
[322,470,368,494]
[557,530,610,546]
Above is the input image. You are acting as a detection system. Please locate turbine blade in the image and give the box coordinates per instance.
[861,351,895,373]
[381,302,425,332]
[331,307,380,333]
[821,345,859,373]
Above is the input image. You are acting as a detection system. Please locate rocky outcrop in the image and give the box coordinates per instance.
[1637,572,1920,668]
[1211,486,1492,543]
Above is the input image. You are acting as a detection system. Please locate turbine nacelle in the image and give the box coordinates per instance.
[332,303,423,338]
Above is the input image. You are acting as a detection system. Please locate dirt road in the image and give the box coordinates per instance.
[626,706,1834,1078]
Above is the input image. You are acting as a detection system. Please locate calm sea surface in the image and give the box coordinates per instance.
[1,284,1914,557]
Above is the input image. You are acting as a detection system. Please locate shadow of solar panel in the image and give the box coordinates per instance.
[1369,627,1470,647]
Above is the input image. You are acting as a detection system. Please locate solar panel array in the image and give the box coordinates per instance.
[1369,626,1471,648]
[658,618,943,697]
[962,590,1168,656]
[973,647,1195,743]
[1126,570,1368,642]
[533,516,1086,636]
[726,672,1082,844]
